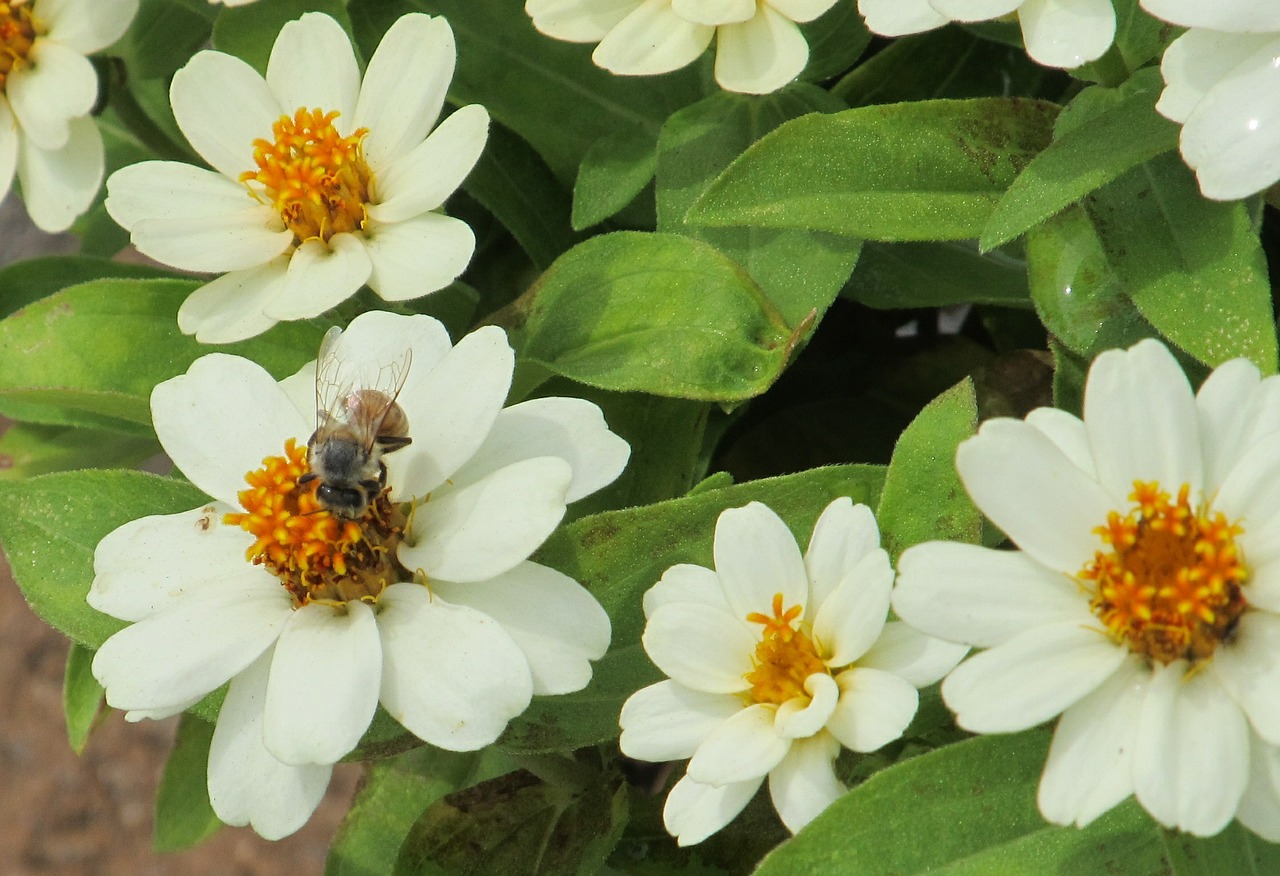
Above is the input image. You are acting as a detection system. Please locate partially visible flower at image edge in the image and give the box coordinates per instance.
[524,0,839,95]
[620,498,967,845]
[1138,0,1280,200]
[106,12,488,343]
[0,0,137,231]
[894,338,1280,839]
[87,311,630,840]
[857,0,1116,69]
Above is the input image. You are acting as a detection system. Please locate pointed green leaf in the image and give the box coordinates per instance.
[0,422,159,479]
[572,126,659,230]
[848,241,1030,309]
[63,642,105,755]
[154,714,222,852]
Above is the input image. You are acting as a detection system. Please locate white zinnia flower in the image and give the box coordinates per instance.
[88,311,629,840]
[1139,0,1280,200]
[0,0,136,231]
[524,0,838,94]
[620,499,966,845]
[106,12,488,343]
[858,0,1116,69]
[894,339,1280,837]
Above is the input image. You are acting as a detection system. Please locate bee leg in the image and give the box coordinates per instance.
[298,473,316,485]
[378,435,412,453]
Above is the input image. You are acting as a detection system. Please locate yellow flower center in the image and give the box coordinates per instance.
[0,2,38,89]
[223,438,408,607]
[744,593,829,705]
[1080,481,1248,665]
[240,107,373,244]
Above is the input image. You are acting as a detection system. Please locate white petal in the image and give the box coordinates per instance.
[177,258,289,344]
[16,113,102,233]
[0,99,18,198]
[207,650,332,840]
[1140,0,1280,31]
[264,234,372,321]
[643,602,755,693]
[525,0,641,41]
[1156,30,1275,125]
[377,584,533,751]
[266,13,360,122]
[1025,406,1095,478]
[714,502,809,623]
[1037,656,1147,827]
[812,549,892,668]
[619,680,743,762]
[593,0,714,76]
[1209,613,1280,745]
[857,621,968,688]
[93,585,292,712]
[88,504,262,622]
[804,498,881,608]
[857,0,949,36]
[1133,662,1250,835]
[643,563,730,619]
[956,419,1116,576]
[1018,0,1115,69]
[774,673,839,739]
[6,41,96,150]
[687,703,789,786]
[826,667,918,752]
[368,104,489,224]
[767,0,839,24]
[445,396,629,504]
[929,0,1021,19]
[1238,740,1280,843]
[1212,440,1280,567]
[152,353,311,505]
[355,14,455,171]
[893,542,1090,648]
[264,601,381,766]
[363,212,476,302]
[672,0,755,26]
[171,50,281,181]
[767,732,844,834]
[663,774,761,846]
[41,0,138,54]
[1195,355,1279,491]
[714,7,809,95]
[107,159,261,231]
[941,622,1126,733]
[431,561,609,696]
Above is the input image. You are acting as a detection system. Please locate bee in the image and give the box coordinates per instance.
[298,326,413,519]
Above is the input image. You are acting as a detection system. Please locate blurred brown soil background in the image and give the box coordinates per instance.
[0,198,361,874]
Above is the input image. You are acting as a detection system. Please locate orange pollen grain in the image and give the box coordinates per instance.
[239,107,372,244]
[743,593,828,706]
[1080,481,1248,665]
[0,3,38,90]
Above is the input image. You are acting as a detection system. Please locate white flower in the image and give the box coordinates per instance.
[620,499,966,845]
[105,12,488,343]
[894,339,1280,837]
[1139,0,1280,200]
[88,311,630,839]
[0,0,136,232]
[858,0,1116,69]
[524,0,838,94]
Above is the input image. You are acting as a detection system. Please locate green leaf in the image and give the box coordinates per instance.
[63,642,105,755]
[798,1,871,84]
[0,470,207,648]
[688,99,1058,241]
[392,769,628,876]
[502,464,886,752]
[980,70,1178,251]
[1087,154,1277,372]
[0,278,325,430]
[657,87,860,329]
[511,232,795,402]
[154,714,222,852]
[213,0,353,73]
[466,121,580,270]
[0,255,175,319]
[123,0,215,80]
[848,241,1030,310]
[0,422,159,479]
[1073,0,1176,85]
[328,748,517,876]
[572,125,659,230]
[876,380,981,561]
[1161,823,1280,876]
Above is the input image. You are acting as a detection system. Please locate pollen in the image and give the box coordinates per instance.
[224,438,408,607]
[0,2,39,90]
[1080,481,1248,665]
[240,107,372,244]
[744,593,829,706]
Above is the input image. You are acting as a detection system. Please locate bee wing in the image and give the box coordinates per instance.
[314,325,413,450]
[313,325,352,434]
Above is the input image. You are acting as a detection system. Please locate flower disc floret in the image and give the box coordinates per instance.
[745,593,828,706]
[0,3,38,88]
[223,437,409,607]
[242,108,372,243]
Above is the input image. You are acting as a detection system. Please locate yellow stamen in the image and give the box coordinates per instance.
[1080,481,1248,665]
[744,593,828,705]
[0,2,39,90]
